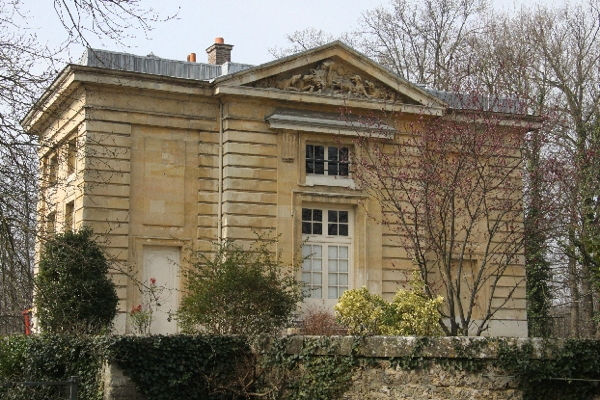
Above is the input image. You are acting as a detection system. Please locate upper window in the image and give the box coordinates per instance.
[306,145,349,177]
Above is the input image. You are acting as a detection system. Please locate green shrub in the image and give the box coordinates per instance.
[177,239,303,336]
[109,335,250,400]
[35,227,118,334]
[335,272,443,336]
[0,335,107,400]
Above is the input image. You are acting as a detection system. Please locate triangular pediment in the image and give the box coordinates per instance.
[214,41,447,109]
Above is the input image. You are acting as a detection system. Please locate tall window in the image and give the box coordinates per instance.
[301,207,351,302]
[65,201,74,232]
[306,145,349,177]
[67,138,77,175]
[47,154,58,185]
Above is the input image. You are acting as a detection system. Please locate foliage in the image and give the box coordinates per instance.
[0,0,171,336]
[380,277,444,336]
[335,274,443,336]
[335,287,387,335]
[177,239,303,336]
[109,335,250,400]
[497,339,600,400]
[0,334,108,400]
[35,227,118,334]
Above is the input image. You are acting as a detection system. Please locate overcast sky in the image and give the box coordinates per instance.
[22,0,566,67]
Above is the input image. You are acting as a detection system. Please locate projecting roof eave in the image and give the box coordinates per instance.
[446,107,543,130]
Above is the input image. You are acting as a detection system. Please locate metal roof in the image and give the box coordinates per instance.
[79,48,254,81]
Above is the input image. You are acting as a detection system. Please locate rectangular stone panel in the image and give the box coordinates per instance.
[142,137,185,227]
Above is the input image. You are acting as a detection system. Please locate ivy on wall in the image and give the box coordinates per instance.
[2,335,600,400]
[497,339,600,400]
[0,334,108,400]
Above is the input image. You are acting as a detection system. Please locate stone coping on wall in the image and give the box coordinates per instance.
[282,335,549,359]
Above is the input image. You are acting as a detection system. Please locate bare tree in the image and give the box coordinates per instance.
[0,0,169,334]
[350,96,535,335]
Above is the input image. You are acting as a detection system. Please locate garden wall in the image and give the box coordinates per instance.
[103,336,600,400]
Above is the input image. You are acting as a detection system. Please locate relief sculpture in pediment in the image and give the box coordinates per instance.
[250,59,401,101]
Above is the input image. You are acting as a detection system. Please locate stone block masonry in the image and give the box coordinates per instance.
[103,336,600,400]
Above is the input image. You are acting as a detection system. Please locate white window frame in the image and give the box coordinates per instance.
[301,206,353,304]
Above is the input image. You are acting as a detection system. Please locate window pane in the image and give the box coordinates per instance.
[328,146,338,161]
[313,209,322,221]
[306,160,315,174]
[328,210,338,222]
[339,274,348,285]
[339,260,348,272]
[314,245,322,257]
[328,161,338,176]
[302,272,311,282]
[329,259,338,272]
[313,287,322,299]
[302,222,311,234]
[340,147,349,160]
[339,246,348,258]
[328,287,338,299]
[339,163,349,176]
[306,145,314,159]
[313,259,322,271]
[314,223,322,235]
[329,273,338,285]
[302,260,311,271]
[315,146,324,159]
[328,246,338,258]
[302,208,311,220]
[328,224,338,235]
[339,211,348,223]
[314,273,322,284]
[314,161,324,174]
[302,245,312,258]
[339,224,348,236]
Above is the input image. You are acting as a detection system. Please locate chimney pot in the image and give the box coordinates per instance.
[215,37,224,44]
[189,53,196,62]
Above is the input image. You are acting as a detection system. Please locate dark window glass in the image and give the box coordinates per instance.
[313,209,322,222]
[328,210,338,222]
[339,147,349,176]
[314,223,322,235]
[339,224,348,236]
[306,145,325,175]
[328,223,338,235]
[302,208,311,221]
[339,211,348,223]
[302,222,311,234]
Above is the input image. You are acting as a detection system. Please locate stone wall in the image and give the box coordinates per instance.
[102,336,556,400]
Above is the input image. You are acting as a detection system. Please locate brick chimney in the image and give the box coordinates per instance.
[206,37,233,65]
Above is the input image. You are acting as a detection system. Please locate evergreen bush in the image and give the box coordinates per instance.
[35,227,118,334]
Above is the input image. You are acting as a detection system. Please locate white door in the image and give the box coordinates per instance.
[143,246,181,334]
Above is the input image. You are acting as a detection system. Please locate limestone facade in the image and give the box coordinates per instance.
[24,42,532,336]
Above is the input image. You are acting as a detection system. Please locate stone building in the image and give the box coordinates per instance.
[24,39,533,336]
